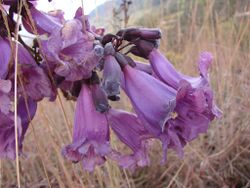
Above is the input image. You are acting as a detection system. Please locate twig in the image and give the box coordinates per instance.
[14,1,23,187]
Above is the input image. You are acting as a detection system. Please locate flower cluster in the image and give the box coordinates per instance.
[0,1,222,171]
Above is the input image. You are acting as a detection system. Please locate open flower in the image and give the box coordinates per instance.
[122,65,178,159]
[40,18,103,81]
[122,64,176,135]
[108,109,151,170]
[148,49,222,119]
[163,80,210,159]
[62,83,110,171]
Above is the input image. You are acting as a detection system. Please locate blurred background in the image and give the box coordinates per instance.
[1,0,250,187]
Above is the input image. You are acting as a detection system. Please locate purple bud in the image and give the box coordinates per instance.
[116,28,161,41]
[103,55,121,98]
[129,40,156,59]
[114,52,129,67]
[104,42,115,56]
[90,73,110,113]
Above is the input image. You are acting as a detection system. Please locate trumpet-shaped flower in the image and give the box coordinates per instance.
[122,65,179,159]
[163,80,210,159]
[148,49,222,119]
[108,109,151,170]
[62,83,110,171]
[122,65,176,135]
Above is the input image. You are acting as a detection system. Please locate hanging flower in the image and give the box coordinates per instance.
[148,49,222,119]
[108,109,151,170]
[62,83,111,171]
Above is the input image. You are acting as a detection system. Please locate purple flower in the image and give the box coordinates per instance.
[139,49,222,159]
[108,109,151,170]
[163,80,210,159]
[0,37,55,101]
[17,97,37,147]
[0,92,37,160]
[0,36,38,159]
[122,65,179,159]
[148,49,222,119]
[22,5,63,35]
[40,18,103,81]
[0,96,36,160]
[0,112,21,159]
[62,83,110,172]
[16,42,55,101]
[122,65,176,135]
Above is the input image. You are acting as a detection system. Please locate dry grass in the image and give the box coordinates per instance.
[1,0,250,187]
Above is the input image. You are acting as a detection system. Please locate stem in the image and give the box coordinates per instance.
[14,1,23,187]
[117,41,134,52]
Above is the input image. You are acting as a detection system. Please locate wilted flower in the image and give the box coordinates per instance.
[62,83,110,171]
